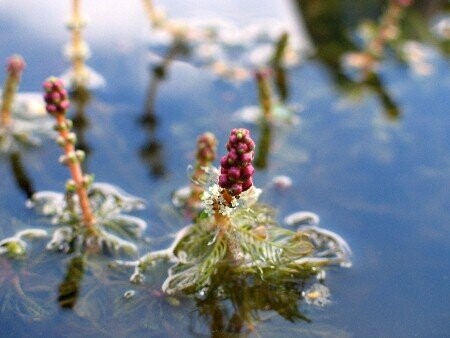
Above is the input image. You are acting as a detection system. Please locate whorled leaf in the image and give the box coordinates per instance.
[0,229,47,258]
[27,183,147,255]
[126,180,350,297]
[100,214,147,240]
[88,183,146,213]
[0,93,54,154]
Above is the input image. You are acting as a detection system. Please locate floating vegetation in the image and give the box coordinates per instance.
[0,229,47,259]
[26,78,146,256]
[118,128,350,332]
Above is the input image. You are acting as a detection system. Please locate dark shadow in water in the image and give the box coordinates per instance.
[70,85,92,172]
[270,32,290,103]
[58,255,85,309]
[364,71,401,121]
[190,269,313,336]
[139,41,189,179]
[9,151,35,199]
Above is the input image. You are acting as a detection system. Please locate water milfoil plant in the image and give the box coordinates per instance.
[120,128,351,297]
[0,55,53,154]
[27,77,146,255]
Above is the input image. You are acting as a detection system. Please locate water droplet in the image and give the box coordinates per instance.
[303,283,330,307]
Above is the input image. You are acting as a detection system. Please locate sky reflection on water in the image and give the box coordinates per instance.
[1,1,450,337]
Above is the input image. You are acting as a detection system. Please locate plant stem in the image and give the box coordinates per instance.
[55,113,96,232]
[0,69,21,127]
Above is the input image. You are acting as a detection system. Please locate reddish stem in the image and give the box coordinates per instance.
[55,113,96,232]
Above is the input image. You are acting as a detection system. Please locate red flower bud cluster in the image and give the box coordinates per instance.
[219,128,255,196]
[196,132,217,166]
[6,55,26,78]
[43,77,70,115]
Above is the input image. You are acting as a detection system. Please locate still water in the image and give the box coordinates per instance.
[1,1,449,337]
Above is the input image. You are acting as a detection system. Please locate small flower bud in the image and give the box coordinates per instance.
[42,77,70,115]
[65,179,76,192]
[82,174,94,187]
[75,150,85,162]
[58,154,69,165]
[219,174,231,188]
[227,167,240,181]
[241,165,255,179]
[241,178,253,192]
[67,132,77,145]
[56,136,66,146]
[6,55,26,78]
[229,183,242,196]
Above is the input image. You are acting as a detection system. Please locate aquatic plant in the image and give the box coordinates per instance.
[62,0,104,89]
[119,128,350,299]
[1,55,25,127]
[26,77,146,255]
[0,55,53,154]
[0,229,47,259]
[343,0,414,75]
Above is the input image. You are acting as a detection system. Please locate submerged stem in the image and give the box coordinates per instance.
[68,0,88,87]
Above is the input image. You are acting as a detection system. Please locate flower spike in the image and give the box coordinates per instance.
[219,128,255,197]
[43,76,96,233]
[190,132,217,202]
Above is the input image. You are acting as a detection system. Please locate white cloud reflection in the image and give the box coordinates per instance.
[0,0,311,50]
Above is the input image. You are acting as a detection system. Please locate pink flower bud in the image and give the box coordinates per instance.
[229,183,242,196]
[241,178,253,192]
[219,174,231,188]
[241,165,254,179]
[240,152,253,164]
[6,55,26,76]
[227,167,240,181]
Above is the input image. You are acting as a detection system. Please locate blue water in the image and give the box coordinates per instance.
[1,1,450,337]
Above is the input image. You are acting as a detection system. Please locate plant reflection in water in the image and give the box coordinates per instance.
[0,243,57,323]
[139,41,189,179]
